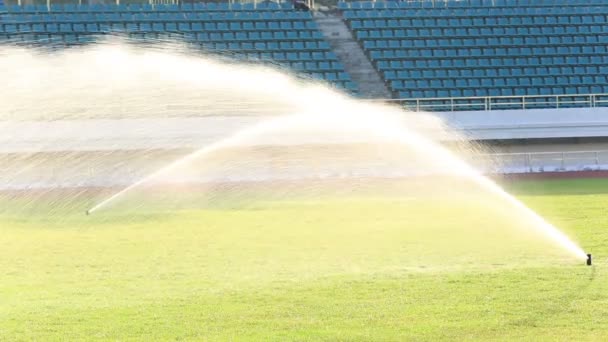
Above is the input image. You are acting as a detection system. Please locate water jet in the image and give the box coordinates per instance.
[1,43,589,266]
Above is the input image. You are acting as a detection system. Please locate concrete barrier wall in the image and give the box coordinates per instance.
[435,107,608,140]
[3,107,608,154]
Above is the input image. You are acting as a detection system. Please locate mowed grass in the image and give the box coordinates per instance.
[1,178,608,340]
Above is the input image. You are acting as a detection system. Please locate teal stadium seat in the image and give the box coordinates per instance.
[341,0,608,102]
[1,2,354,94]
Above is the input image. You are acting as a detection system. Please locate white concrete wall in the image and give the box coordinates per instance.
[436,107,608,140]
[2,107,608,154]
[0,117,265,153]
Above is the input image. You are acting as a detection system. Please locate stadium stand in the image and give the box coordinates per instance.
[340,0,608,109]
[0,1,358,93]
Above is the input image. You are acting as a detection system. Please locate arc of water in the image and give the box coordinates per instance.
[374,119,588,261]
[87,114,297,214]
[478,177,588,260]
[86,109,587,261]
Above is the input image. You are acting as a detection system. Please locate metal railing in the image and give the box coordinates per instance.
[2,0,298,9]
[379,93,608,112]
[480,150,608,173]
[337,0,585,7]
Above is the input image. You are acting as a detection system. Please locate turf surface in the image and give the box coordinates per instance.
[1,178,607,340]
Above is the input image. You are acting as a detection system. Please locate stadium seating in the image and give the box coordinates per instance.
[340,0,608,102]
[0,2,357,93]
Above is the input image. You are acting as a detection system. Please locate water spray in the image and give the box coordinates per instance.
[57,43,588,264]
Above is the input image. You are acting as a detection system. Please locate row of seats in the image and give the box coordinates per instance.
[377,59,608,73]
[0,21,319,32]
[186,32,322,44]
[291,73,356,92]
[358,34,608,47]
[1,33,338,58]
[383,65,607,86]
[397,86,608,99]
[368,46,608,58]
[232,51,339,63]
[382,66,608,79]
[1,4,357,95]
[356,27,608,39]
[1,36,329,52]
[1,24,325,42]
[1,11,313,22]
[281,60,346,72]
[350,16,608,29]
[391,76,608,90]
[297,71,352,81]
[363,37,606,52]
[2,2,294,13]
[338,0,606,10]
[109,30,320,41]
[186,41,331,52]
[369,51,608,64]
[343,7,608,18]
[130,29,318,42]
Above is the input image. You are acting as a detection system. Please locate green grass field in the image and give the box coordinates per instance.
[1,178,608,341]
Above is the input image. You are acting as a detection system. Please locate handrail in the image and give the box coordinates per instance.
[476,149,608,172]
[373,93,608,112]
[488,149,608,157]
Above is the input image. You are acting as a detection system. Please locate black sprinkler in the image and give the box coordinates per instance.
[587,253,592,266]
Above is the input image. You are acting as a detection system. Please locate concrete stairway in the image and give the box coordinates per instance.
[314,12,392,99]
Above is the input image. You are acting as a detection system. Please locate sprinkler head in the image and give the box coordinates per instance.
[85,210,90,216]
[587,254,592,266]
